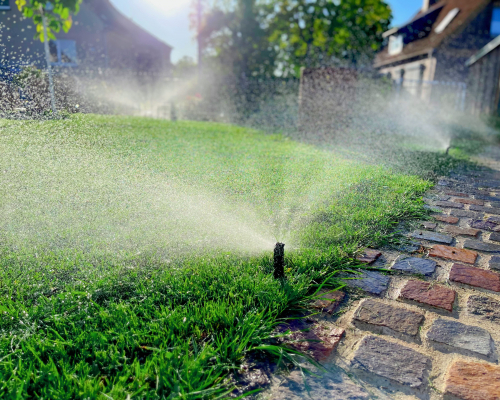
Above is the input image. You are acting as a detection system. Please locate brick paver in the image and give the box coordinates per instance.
[436,200,464,209]
[350,336,431,389]
[392,257,436,276]
[410,230,453,244]
[434,215,459,224]
[399,280,456,312]
[468,295,500,324]
[353,299,424,338]
[443,225,480,237]
[449,263,500,292]
[426,319,495,359]
[444,191,468,197]
[429,245,477,264]
[355,249,381,264]
[444,360,500,400]
[470,219,499,231]
[470,205,500,215]
[489,255,500,271]
[454,198,484,205]
[463,239,500,253]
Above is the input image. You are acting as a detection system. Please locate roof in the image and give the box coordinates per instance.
[87,0,172,50]
[375,0,490,68]
[466,34,500,66]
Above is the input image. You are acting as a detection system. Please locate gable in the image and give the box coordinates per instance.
[375,0,491,67]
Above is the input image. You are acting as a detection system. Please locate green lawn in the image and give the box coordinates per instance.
[0,115,441,398]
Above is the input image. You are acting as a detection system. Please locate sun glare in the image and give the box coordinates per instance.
[144,0,192,16]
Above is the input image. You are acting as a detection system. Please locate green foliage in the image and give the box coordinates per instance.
[198,0,391,78]
[263,0,392,76]
[15,0,82,42]
[199,0,276,79]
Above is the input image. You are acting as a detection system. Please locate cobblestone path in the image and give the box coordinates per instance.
[263,147,500,400]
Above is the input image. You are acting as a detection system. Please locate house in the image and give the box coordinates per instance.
[0,0,173,78]
[465,32,500,115]
[375,0,498,104]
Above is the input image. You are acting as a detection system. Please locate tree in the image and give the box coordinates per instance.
[15,0,82,113]
[263,0,392,77]
[191,0,277,120]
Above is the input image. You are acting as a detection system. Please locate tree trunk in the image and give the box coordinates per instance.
[41,6,57,114]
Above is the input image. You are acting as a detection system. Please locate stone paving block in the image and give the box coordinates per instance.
[353,299,424,338]
[399,280,456,312]
[470,205,500,215]
[487,215,500,224]
[436,201,464,209]
[281,321,345,361]
[474,194,500,202]
[470,219,500,231]
[475,180,500,189]
[438,180,451,186]
[422,222,437,230]
[312,291,345,314]
[464,239,500,253]
[434,215,459,224]
[444,191,469,197]
[355,249,381,264]
[450,209,483,218]
[351,336,431,389]
[345,270,390,295]
[444,360,500,400]
[443,225,480,237]
[426,318,496,359]
[429,245,477,264]
[392,256,437,276]
[410,230,453,244]
[454,198,484,206]
[449,264,500,292]
[489,232,500,242]
[489,255,500,271]
[468,295,500,324]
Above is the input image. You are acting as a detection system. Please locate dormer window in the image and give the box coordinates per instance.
[0,0,10,10]
[491,6,500,37]
[388,35,403,56]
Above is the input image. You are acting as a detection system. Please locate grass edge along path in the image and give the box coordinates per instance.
[0,115,435,399]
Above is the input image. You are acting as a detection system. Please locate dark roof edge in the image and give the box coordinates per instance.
[374,49,432,68]
[466,35,500,66]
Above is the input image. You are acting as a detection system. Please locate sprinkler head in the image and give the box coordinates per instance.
[273,242,285,279]
[445,146,451,155]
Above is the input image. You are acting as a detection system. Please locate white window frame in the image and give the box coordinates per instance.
[0,0,10,10]
[50,40,78,67]
[388,35,403,56]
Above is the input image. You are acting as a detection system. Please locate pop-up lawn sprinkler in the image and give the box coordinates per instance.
[273,242,285,279]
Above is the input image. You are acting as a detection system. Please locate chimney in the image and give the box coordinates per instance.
[422,0,439,12]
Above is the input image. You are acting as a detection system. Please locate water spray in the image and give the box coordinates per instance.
[273,242,285,279]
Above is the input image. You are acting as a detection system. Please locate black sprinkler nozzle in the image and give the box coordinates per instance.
[273,242,285,279]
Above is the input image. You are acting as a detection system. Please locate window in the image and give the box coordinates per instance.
[49,40,78,66]
[388,35,403,56]
[435,8,459,34]
[491,7,500,37]
[0,0,10,10]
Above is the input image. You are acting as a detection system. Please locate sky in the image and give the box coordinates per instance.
[111,0,423,64]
